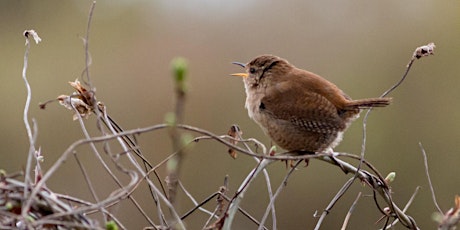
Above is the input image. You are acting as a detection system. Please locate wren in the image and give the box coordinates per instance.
[231,55,391,154]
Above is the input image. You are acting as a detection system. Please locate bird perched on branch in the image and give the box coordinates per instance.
[231,55,391,154]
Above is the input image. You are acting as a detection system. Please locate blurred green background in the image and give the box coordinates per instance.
[1,0,460,229]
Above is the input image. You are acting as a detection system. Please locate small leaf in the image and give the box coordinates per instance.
[227,125,242,159]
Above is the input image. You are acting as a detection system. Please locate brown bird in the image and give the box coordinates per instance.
[231,55,391,154]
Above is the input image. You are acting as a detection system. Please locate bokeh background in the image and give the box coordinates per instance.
[1,1,460,229]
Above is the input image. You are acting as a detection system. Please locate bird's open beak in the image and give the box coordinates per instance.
[231,62,248,78]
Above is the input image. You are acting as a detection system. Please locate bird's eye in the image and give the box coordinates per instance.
[249,68,256,74]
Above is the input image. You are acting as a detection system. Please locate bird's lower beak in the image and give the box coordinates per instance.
[230,73,248,78]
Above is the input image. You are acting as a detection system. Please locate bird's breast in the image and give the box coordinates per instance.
[244,87,267,128]
[244,90,261,119]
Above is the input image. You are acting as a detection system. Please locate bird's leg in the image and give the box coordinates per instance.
[293,150,315,167]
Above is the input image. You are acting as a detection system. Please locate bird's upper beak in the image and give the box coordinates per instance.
[231,73,248,78]
[231,62,248,78]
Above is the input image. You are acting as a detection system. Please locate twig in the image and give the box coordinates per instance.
[347,43,436,229]
[403,186,421,213]
[341,192,362,230]
[180,191,268,229]
[21,123,183,229]
[384,186,421,229]
[178,181,215,217]
[167,57,188,207]
[258,160,302,230]
[73,102,162,226]
[419,142,443,213]
[99,111,167,227]
[232,124,276,227]
[72,4,168,225]
[223,158,274,230]
[260,159,276,229]
[20,29,41,222]
[33,170,139,228]
[360,42,436,164]
[315,177,355,230]
[181,192,221,221]
[82,1,96,86]
[102,112,167,199]
[73,154,101,210]
[56,194,127,230]
[317,156,418,229]
[3,176,97,229]
[97,107,169,227]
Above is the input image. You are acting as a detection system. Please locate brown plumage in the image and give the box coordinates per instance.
[232,55,391,153]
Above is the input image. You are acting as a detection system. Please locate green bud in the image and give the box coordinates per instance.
[5,202,13,211]
[165,112,176,126]
[269,145,277,154]
[0,169,6,177]
[180,133,194,147]
[167,157,179,171]
[106,220,118,230]
[385,172,396,183]
[171,57,188,93]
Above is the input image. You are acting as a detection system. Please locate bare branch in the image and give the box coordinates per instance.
[82,1,96,86]
[259,160,302,229]
[385,186,421,229]
[419,142,443,213]
[223,158,274,229]
[315,177,355,230]
[360,42,436,164]
[341,192,362,230]
[20,29,41,221]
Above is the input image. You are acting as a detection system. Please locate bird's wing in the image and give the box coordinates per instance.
[260,80,347,134]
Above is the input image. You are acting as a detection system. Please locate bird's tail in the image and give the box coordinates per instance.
[344,97,392,109]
